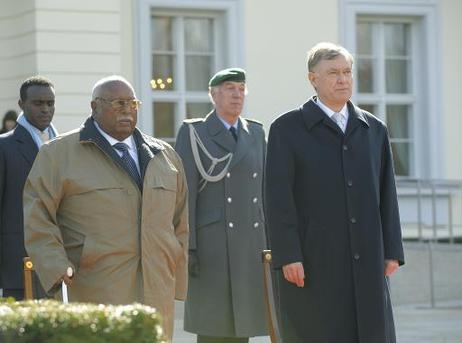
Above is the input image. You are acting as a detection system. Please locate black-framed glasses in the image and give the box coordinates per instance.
[95,97,142,110]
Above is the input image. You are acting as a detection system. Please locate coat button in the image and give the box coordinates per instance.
[228,222,234,228]
[347,180,353,187]
[253,197,258,203]
[252,172,258,178]
[354,253,360,260]
[343,145,348,151]
[254,222,259,228]
[226,172,231,178]
[350,217,356,224]
[227,197,232,203]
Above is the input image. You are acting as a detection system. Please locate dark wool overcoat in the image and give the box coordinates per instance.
[0,125,44,294]
[175,111,268,337]
[265,97,405,343]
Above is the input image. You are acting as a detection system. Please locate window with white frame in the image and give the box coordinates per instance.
[149,11,223,143]
[355,17,419,177]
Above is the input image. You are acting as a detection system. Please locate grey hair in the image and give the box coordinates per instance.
[307,42,354,72]
[91,75,136,100]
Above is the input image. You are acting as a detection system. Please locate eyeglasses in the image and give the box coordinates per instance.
[95,97,142,110]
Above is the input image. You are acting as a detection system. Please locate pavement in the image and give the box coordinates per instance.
[172,300,462,343]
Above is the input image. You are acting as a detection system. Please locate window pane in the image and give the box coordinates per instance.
[153,102,175,138]
[187,102,212,119]
[186,56,212,91]
[387,105,410,139]
[357,58,374,93]
[357,22,373,55]
[391,142,410,176]
[386,59,409,93]
[152,17,173,51]
[152,55,175,91]
[385,23,409,56]
[185,18,213,52]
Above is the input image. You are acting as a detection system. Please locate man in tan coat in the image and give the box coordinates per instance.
[24,75,188,340]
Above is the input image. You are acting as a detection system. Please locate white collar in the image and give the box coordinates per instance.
[94,120,136,151]
[316,98,349,120]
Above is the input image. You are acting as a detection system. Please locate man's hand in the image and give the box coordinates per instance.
[61,267,74,286]
[282,262,305,287]
[384,259,399,276]
[189,250,199,277]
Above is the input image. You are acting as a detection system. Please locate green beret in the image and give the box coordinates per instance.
[209,68,246,87]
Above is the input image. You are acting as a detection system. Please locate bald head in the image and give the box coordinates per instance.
[91,75,136,101]
[90,75,138,141]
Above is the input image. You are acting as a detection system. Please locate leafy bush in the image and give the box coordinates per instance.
[0,299,166,343]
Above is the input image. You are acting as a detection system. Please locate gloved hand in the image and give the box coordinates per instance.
[189,250,200,277]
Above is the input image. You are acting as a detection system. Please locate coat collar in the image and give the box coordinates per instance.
[13,124,38,166]
[301,96,369,137]
[205,110,237,153]
[79,116,164,186]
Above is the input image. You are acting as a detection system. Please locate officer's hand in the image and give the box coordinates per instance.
[189,250,200,277]
[61,266,74,286]
[384,259,399,276]
[282,262,305,287]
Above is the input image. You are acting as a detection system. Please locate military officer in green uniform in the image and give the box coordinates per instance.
[175,68,268,343]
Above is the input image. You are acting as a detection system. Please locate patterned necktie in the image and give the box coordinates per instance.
[113,142,141,186]
[332,112,347,133]
[229,126,238,141]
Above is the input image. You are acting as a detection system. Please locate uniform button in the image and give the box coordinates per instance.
[254,222,259,228]
[350,217,356,224]
[354,253,360,260]
[252,172,258,178]
[227,197,232,203]
[253,197,258,203]
[226,172,231,178]
[347,180,353,187]
[343,145,348,151]
[228,222,234,228]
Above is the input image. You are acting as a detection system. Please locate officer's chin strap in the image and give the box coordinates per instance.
[188,124,233,192]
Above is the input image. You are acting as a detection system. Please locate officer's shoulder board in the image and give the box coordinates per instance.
[183,117,204,126]
[244,118,263,126]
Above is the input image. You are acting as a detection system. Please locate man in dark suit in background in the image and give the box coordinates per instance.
[265,42,404,343]
[0,75,57,299]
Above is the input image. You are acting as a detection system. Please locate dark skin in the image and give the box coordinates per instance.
[90,81,138,141]
[18,85,55,131]
[60,81,138,287]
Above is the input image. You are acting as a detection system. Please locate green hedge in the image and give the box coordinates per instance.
[0,299,166,343]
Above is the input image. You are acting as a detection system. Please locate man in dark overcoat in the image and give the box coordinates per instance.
[0,76,57,299]
[264,42,405,343]
[175,68,268,343]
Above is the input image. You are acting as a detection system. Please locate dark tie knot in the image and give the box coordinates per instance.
[113,142,129,152]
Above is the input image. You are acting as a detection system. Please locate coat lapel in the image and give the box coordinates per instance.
[134,130,163,180]
[230,117,254,169]
[345,102,370,138]
[206,111,236,153]
[14,125,38,166]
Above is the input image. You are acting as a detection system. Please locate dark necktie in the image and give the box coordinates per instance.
[113,142,141,186]
[229,126,238,141]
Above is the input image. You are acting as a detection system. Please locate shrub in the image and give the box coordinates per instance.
[0,299,166,343]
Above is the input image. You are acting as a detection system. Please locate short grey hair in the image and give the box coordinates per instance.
[307,42,354,72]
[91,75,136,100]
